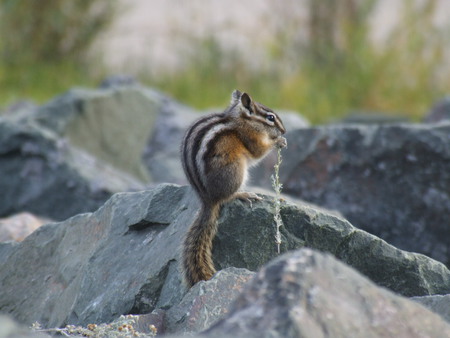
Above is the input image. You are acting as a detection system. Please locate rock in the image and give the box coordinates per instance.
[253,122,450,266]
[99,74,139,89]
[0,212,50,242]
[215,194,450,297]
[1,184,449,330]
[165,268,254,334]
[0,119,143,221]
[424,96,450,123]
[142,99,199,184]
[204,249,450,338]
[412,294,450,323]
[0,184,190,328]
[1,100,38,118]
[134,310,166,336]
[11,86,170,182]
[0,242,16,267]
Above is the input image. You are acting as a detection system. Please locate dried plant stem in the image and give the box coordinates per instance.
[271,147,284,254]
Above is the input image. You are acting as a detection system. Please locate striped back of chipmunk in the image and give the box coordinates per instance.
[181,94,284,200]
[181,112,231,199]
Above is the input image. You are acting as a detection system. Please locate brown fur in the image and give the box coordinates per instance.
[182,203,220,286]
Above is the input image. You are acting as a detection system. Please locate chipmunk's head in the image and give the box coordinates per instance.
[230,90,286,138]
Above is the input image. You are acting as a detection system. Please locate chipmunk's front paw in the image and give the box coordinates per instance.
[233,191,262,209]
[276,136,287,149]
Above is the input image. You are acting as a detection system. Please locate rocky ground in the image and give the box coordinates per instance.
[0,81,449,337]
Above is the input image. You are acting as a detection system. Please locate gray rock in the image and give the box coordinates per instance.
[155,261,186,310]
[424,96,450,123]
[204,249,450,338]
[0,242,17,266]
[1,184,449,330]
[0,184,190,328]
[99,74,139,89]
[166,267,254,334]
[215,195,450,297]
[412,294,450,323]
[134,310,166,336]
[253,122,450,266]
[0,119,143,220]
[11,86,170,182]
[1,100,38,118]
[142,100,199,184]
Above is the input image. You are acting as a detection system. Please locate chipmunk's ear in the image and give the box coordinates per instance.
[240,92,253,112]
[231,90,242,105]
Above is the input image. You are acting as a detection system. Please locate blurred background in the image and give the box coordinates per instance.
[0,0,449,123]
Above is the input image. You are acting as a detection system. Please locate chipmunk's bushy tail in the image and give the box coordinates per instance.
[182,202,221,287]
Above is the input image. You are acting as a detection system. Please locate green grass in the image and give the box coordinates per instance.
[0,0,115,108]
[0,61,99,106]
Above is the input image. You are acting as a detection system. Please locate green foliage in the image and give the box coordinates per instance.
[0,61,97,104]
[0,0,116,64]
[0,0,116,107]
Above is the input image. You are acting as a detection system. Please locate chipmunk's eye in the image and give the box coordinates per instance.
[266,114,275,122]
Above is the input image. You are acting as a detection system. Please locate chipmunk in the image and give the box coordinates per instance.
[181,90,287,287]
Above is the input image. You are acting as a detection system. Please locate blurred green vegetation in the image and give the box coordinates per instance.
[0,62,97,104]
[1,0,449,124]
[0,0,115,104]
